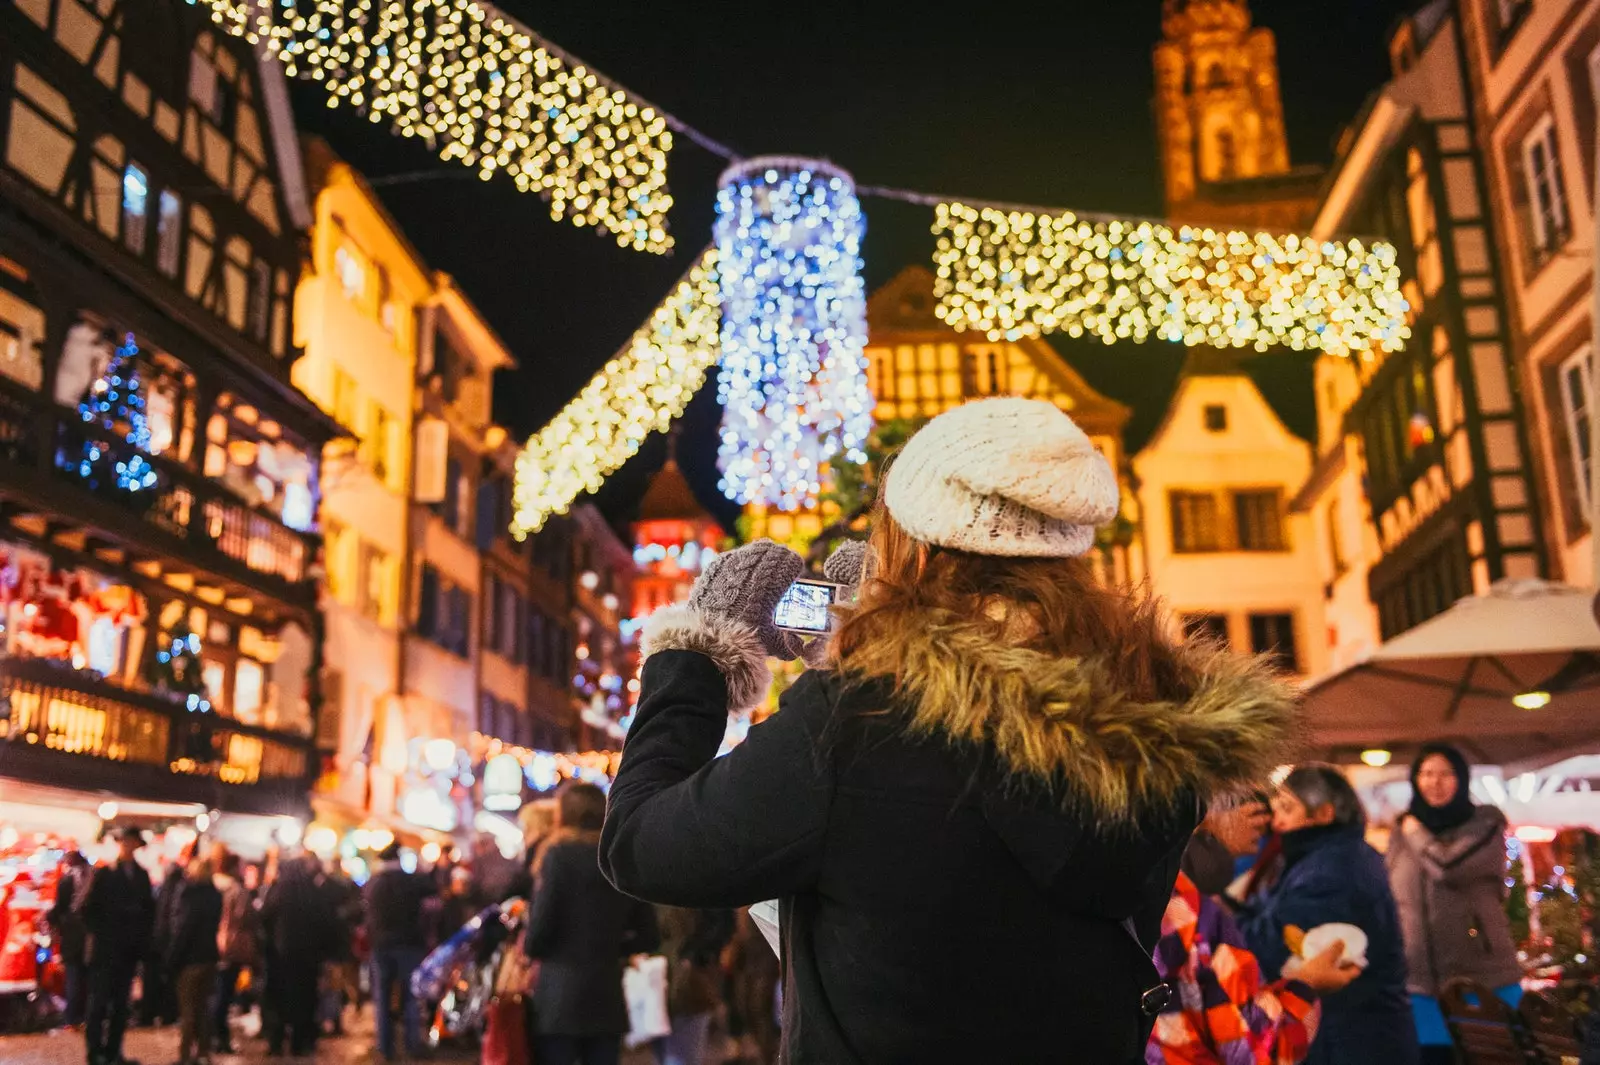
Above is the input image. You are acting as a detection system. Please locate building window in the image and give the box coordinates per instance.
[247,259,271,341]
[1559,346,1594,518]
[365,402,393,484]
[1522,115,1571,262]
[1234,489,1286,551]
[358,541,390,624]
[330,367,360,432]
[1170,491,1220,553]
[156,190,182,277]
[1248,612,1298,672]
[0,288,46,391]
[122,163,149,255]
[1202,404,1228,432]
[1181,612,1230,647]
[1325,500,1348,578]
[334,243,366,303]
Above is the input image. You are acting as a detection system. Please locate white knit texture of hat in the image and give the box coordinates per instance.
[883,398,1121,558]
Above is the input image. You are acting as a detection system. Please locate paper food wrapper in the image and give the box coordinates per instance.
[750,899,781,957]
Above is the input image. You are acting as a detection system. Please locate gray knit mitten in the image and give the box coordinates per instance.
[797,540,873,668]
[822,539,870,598]
[688,539,805,661]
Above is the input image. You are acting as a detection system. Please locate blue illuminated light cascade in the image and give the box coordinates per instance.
[714,157,872,511]
[76,332,158,495]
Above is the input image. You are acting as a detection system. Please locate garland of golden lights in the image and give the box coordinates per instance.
[192,0,677,252]
[510,247,721,537]
[931,202,1410,356]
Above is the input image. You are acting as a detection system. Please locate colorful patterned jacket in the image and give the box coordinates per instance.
[1145,872,1320,1065]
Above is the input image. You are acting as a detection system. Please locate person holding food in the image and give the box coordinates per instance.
[1385,744,1521,1065]
[1238,765,1417,1065]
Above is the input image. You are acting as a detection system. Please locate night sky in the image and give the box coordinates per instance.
[289,0,1420,532]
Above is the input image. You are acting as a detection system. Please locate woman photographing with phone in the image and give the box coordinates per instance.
[602,397,1300,1063]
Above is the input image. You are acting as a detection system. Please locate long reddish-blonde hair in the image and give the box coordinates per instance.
[833,508,1192,705]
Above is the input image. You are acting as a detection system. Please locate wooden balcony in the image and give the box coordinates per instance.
[0,375,317,619]
[0,656,313,816]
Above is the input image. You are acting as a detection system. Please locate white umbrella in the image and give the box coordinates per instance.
[1302,580,1600,767]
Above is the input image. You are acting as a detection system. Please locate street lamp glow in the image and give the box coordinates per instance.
[1512,690,1551,711]
[97,801,118,821]
[1360,748,1392,768]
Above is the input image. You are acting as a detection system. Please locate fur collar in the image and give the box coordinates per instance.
[838,605,1300,819]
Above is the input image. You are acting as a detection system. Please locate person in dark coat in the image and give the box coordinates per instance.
[1385,744,1522,1063]
[317,859,363,1036]
[600,399,1300,1065]
[1238,765,1418,1065]
[140,845,191,1027]
[50,850,92,1028]
[652,905,734,1065]
[424,865,479,950]
[364,842,435,1061]
[211,852,255,1053]
[163,858,222,1065]
[526,782,660,1065]
[259,854,334,1057]
[78,827,155,1065]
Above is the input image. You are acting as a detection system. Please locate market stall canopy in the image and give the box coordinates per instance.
[1302,580,1600,768]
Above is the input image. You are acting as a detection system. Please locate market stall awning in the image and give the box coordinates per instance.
[1302,580,1600,767]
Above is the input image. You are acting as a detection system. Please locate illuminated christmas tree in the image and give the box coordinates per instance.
[75,332,158,497]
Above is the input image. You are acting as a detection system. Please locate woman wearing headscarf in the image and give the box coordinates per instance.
[601,398,1299,1063]
[1238,765,1416,1065]
[1385,744,1521,1065]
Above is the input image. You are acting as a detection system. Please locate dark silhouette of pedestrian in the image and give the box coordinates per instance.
[49,850,92,1028]
[364,842,435,1061]
[78,826,155,1065]
[164,858,222,1065]
[259,853,334,1056]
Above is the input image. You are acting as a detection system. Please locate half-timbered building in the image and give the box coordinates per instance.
[0,0,337,847]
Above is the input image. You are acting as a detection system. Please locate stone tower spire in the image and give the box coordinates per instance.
[1152,0,1293,219]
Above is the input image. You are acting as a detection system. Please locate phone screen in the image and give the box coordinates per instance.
[773,579,837,634]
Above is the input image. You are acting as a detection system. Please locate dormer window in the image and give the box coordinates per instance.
[1203,403,1228,432]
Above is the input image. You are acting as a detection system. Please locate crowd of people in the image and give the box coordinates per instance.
[30,397,1585,1065]
[38,806,780,1065]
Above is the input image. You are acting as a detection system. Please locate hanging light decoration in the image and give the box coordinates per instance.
[931,202,1410,356]
[511,248,721,537]
[714,157,871,511]
[191,0,676,252]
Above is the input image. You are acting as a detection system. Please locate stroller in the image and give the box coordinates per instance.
[411,898,526,1048]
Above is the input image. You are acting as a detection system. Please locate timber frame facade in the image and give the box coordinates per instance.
[0,0,337,815]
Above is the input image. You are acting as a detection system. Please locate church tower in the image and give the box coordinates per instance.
[1153,0,1319,230]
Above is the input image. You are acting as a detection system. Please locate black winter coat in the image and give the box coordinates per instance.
[260,864,335,966]
[1238,823,1418,1065]
[364,863,435,952]
[165,879,223,971]
[78,861,154,964]
[603,605,1297,1065]
[524,836,659,1037]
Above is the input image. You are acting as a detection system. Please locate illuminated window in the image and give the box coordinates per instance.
[358,541,391,624]
[156,190,182,277]
[1181,612,1229,647]
[1233,490,1286,551]
[233,658,264,722]
[1559,346,1594,517]
[0,288,45,391]
[1169,491,1220,553]
[334,244,367,303]
[331,367,360,431]
[1521,115,1571,261]
[364,401,393,483]
[122,163,149,255]
[1248,613,1298,672]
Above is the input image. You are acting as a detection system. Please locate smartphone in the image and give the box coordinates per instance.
[773,578,841,634]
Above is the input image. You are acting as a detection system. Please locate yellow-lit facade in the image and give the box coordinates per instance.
[747,267,1143,587]
[291,141,429,822]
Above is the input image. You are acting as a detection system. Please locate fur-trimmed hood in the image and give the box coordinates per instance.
[837,604,1300,818]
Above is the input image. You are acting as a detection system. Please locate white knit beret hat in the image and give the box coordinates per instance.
[882,398,1121,558]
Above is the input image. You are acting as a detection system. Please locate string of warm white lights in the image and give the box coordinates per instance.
[931,202,1410,355]
[191,0,677,252]
[510,248,721,537]
[714,158,872,511]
